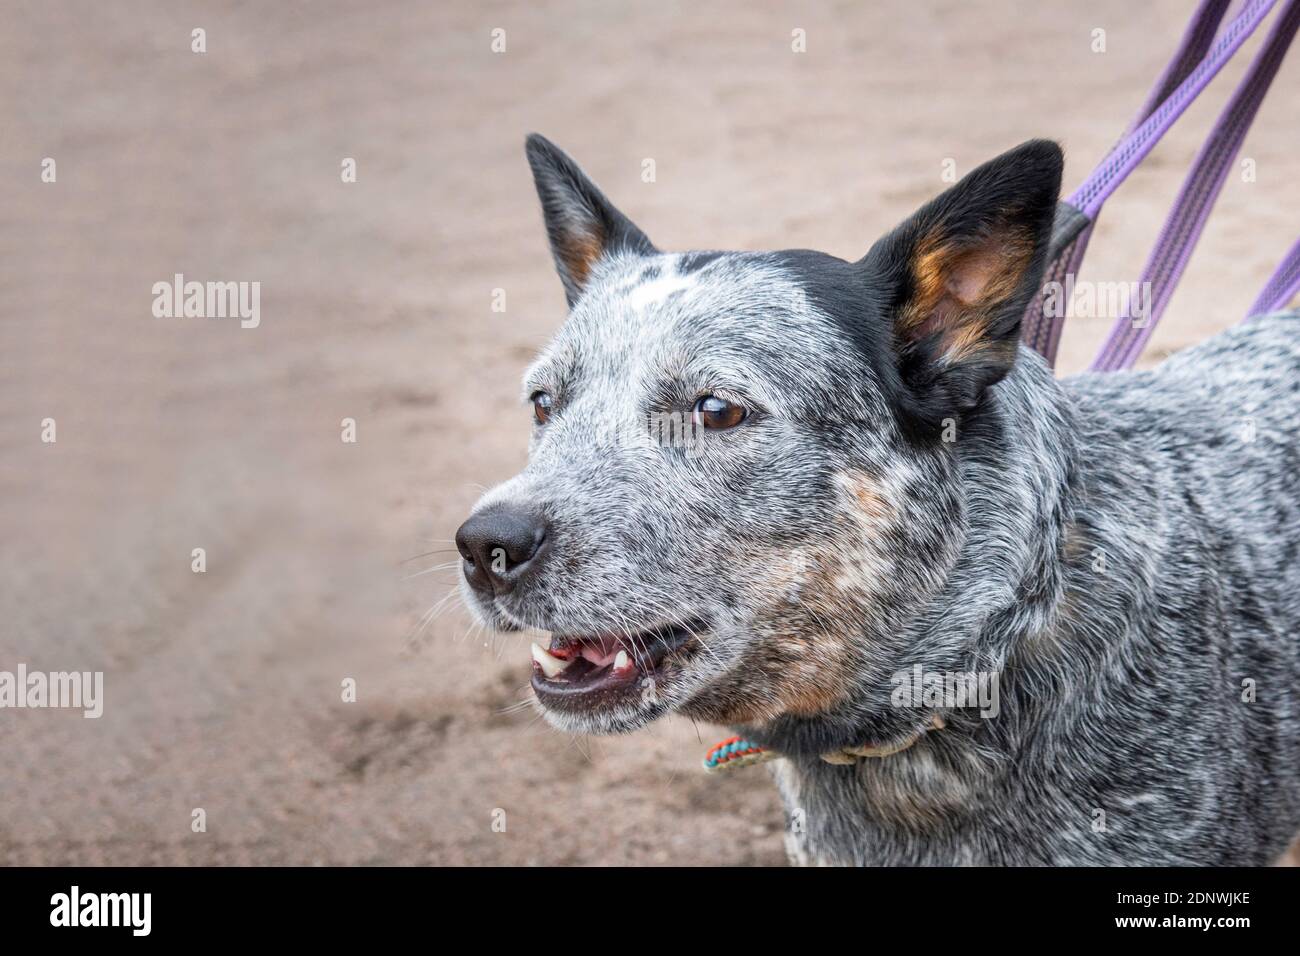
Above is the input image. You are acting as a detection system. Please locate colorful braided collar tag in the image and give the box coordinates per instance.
[702,735,778,773]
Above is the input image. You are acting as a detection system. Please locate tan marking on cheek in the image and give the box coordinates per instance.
[778,632,854,716]
[688,473,905,726]
[847,472,895,523]
[837,471,900,579]
[756,471,903,717]
[733,551,874,721]
[688,546,859,726]
[751,547,814,599]
[710,632,854,725]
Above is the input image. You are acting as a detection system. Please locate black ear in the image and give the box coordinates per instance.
[525,134,656,306]
[863,140,1063,425]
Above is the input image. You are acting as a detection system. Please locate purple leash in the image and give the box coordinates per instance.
[1091,0,1300,371]
[1021,0,1234,365]
[1020,0,1285,366]
[1246,237,1300,318]
[1132,0,1234,122]
[1066,0,1279,222]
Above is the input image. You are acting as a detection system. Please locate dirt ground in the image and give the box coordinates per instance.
[1,0,1297,866]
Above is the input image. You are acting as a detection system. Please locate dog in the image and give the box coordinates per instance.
[455,133,1300,865]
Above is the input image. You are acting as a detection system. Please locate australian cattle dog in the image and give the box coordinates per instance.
[455,134,1300,865]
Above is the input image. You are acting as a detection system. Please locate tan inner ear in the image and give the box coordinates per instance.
[900,227,1034,365]
[558,223,606,287]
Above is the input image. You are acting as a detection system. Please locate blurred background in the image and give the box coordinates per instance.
[1,0,1296,865]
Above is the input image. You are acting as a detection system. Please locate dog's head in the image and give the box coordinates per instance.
[456,134,1062,738]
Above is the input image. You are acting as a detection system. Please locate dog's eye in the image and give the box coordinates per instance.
[693,395,747,430]
[531,391,553,425]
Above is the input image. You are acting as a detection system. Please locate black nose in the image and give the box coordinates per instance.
[455,505,548,595]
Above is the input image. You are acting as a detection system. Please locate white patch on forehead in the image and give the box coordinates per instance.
[624,266,697,312]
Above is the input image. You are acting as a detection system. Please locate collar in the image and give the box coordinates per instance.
[702,713,945,773]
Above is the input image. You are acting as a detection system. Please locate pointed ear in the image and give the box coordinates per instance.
[863,140,1063,423]
[525,134,656,306]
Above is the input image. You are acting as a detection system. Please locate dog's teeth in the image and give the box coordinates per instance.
[612,650,632,674]
[531,642,571,678]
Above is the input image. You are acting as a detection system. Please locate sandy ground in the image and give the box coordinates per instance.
[1,0,1297,865]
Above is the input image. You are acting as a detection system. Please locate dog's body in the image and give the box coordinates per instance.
[456,135,1300,865]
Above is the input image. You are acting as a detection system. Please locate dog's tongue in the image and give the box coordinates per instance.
[533,632,634,681]
[547,632,624,667]
[578,638,621,668]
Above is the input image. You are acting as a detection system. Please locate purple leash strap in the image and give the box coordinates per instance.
[1133,0,1235,121]
[1022,0,1233,364]
[1021,0,1277,365]
[1245,237,1300,317]
[1091,0,1300,371]
[1068,0,1278,221]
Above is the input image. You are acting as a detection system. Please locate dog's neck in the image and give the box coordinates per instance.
[746,349,1154,854]
[908,346,1084,694]
[754,347,1208,860]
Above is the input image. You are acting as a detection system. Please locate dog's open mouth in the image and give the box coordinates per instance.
[529,619,705,714]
